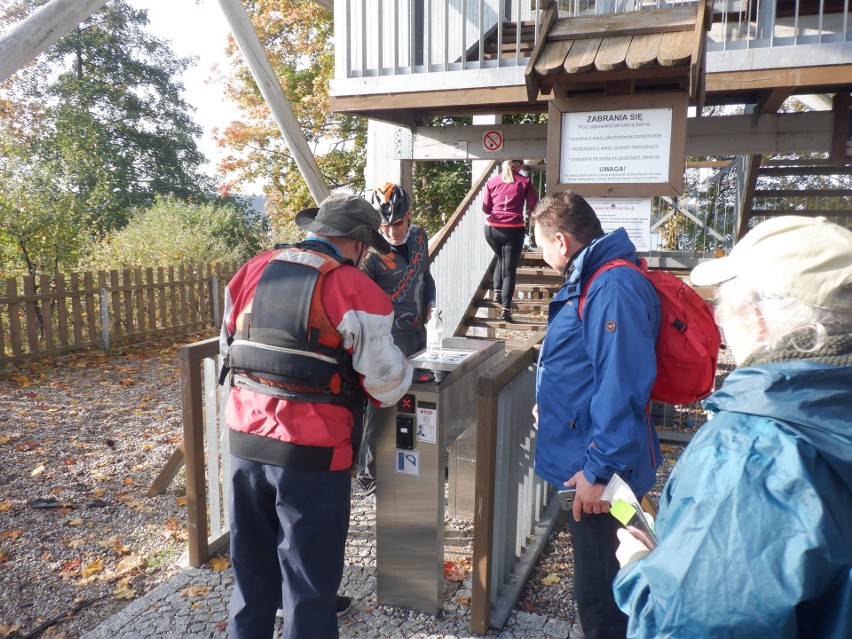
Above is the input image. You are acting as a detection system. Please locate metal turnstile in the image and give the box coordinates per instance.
[375,336,504,614]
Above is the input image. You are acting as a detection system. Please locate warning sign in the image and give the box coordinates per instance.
[482,129,503,152]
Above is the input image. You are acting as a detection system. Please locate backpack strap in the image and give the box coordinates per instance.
[578,258,641,319]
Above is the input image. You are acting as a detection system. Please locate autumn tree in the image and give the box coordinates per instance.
[0,0,213,278]
[217,0,365,243]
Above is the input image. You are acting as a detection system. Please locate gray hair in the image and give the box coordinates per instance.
[716,278,851,352]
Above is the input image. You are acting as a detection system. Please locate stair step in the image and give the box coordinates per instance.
[474,299,550,312]
[468,318,548,331]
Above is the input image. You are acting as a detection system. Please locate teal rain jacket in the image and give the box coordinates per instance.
[535,227,661,496]
[614,359,852,638]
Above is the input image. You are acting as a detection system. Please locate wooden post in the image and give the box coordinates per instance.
[0,0,109,83]
[215,0,331,205]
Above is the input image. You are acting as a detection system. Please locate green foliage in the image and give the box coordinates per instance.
[412,161,472,236]
[0,117,89,279]
[81,196,269,271]
[0,0,217,279]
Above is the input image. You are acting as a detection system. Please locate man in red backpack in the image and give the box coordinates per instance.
[531,190,662,639]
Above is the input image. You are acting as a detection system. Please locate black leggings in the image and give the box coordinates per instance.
[484,225,525,310]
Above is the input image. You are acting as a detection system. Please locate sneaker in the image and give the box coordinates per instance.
[500,308,512,322]
[336,595,352,617]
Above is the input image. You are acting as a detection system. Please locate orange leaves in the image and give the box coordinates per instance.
[0,501,11,512]
[59,558,83,579]
[2,530,24,541]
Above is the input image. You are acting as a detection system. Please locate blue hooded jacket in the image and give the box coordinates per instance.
[535,227,662,495]
[614,359,852,638]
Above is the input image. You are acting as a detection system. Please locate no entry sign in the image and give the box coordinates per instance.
[482,129,503,152]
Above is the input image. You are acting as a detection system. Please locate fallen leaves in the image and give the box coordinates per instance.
[209,556,229,571]
[2,530,24,541]
[31,463,46,476]
[443,559,470,583]
[540,572,561,586]
[180,585,210,598]
[81,558,104,578]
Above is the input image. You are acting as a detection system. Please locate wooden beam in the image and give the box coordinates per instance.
[397,111,834,161]
[524,2,559,103]
[754,189,852,198]
[0,0,108,83]
[686,111,833,156]
[735,154,762,240]
[750,209,852,217]
[330,85,534,115]
[216,0,330,204]
[706,65,852,94]
[760,164,852,176]
[757,88,793,114]
[830,92,851,166]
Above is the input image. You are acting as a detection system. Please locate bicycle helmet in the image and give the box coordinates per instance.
[370,183,410,226]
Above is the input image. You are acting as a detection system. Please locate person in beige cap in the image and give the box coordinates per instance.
[219,193,413,639]
[613,216,852,638]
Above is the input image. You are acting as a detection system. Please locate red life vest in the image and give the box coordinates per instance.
[227,245,364,411]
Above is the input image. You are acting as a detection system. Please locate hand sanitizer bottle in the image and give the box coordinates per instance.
[426,308,443,360]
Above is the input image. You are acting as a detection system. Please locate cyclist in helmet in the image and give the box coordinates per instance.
[357,183,437,495]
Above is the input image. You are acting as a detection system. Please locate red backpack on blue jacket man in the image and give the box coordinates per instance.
[531,190,662,639]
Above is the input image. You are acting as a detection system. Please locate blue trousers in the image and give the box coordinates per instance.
[565,511,629,639]
[228,456,351,639]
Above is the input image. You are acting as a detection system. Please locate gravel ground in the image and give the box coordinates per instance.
[0,329,732,639]
[0,336,200,639]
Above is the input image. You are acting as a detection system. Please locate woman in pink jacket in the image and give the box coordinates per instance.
[482,159,538,322]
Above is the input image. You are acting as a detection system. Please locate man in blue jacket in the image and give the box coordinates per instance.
[531,191,661,639]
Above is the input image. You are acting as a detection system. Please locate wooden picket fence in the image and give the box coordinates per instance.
[0,261,239,370]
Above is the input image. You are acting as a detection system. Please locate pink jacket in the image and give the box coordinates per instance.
[482,171,538,227]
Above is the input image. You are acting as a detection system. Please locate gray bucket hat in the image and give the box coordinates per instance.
[295,193,391,254]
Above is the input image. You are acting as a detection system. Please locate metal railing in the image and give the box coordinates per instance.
[333,0,851,94]
[332,0,544,94]
[429,160,500,336]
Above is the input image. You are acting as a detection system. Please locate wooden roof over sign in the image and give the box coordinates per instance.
[525,0,712,105]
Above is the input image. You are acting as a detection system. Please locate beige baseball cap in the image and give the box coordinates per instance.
[690,216,852,312]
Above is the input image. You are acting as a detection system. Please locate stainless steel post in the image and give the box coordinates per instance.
[375,337,503,614]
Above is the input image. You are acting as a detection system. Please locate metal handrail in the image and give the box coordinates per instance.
[429,161,500,336]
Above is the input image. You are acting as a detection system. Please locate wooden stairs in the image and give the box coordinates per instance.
[459,248,555,337]
[464,20,538,62]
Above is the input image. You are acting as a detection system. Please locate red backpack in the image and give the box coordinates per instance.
[579,258,721,406]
